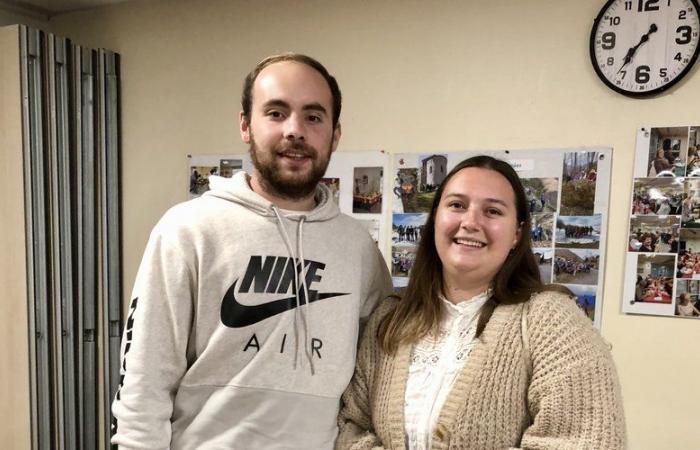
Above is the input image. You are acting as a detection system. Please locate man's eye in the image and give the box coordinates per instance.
[267,111,283,118]
[308,115,322,123]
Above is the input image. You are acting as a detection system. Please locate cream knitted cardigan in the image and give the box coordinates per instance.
[336,290,626,449]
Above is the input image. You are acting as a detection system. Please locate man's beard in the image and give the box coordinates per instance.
[249,137,332,201]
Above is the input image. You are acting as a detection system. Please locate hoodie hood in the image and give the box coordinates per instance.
[204,171,339,222]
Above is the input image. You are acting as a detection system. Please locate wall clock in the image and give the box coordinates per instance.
[590,0,700,97]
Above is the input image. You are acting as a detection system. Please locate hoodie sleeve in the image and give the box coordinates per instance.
[359,247,393,325]
[111,218,196,449]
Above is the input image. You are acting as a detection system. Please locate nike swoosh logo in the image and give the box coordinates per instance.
[220,280,349,328]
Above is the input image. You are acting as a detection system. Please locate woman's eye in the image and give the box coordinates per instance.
[486,208,503,216]
[447,201,464,209]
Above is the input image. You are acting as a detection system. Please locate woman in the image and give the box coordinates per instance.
[336,156,626,449]
[677,293,700,317]
[652,148,672,175]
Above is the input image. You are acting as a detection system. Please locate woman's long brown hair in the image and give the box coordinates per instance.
[378,155,570,354]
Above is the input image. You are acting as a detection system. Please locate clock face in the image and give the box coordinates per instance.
[591,0,700,96]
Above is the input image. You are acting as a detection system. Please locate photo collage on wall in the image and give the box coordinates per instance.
[392,150,611,328]
[391,154,447,288]
[624,126,700,319]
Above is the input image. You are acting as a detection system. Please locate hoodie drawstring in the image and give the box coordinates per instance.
[271,206,315,375]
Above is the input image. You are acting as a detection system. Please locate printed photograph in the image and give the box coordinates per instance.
[633,254,675,304]
[553,248,599,286]
[219,159,242,178]
[392,213,427,246]
[189,165,219,198]
[685,126,700,176]
[320,177,340,206]
[555,214,601,249]
[533,248,553,283]
[566,284,596,321]
[674,280,700,317]
[676,229,700,279]
[521,177,559,213]
[628,215,680,253]
[391,245,417,278]
[631,177,683,216]
[530,213,554,247]
[646,126,689,177]
[560,152,598,215]
[682,178,700,227]
[394,168,419,213]
[353,167,383,214]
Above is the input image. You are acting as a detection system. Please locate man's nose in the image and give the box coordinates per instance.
[283,114,305,141]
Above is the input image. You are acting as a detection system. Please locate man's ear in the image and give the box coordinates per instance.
[240,111,251,144]
[331,123,341,153]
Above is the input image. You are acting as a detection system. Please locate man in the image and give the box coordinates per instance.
[112,54,393,449]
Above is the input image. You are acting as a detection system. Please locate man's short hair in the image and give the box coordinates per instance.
[241,53,342,129]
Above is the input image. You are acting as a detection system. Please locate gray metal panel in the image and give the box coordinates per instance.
[46,32,66,450]
[53,34,78,450]
[78,46,98,450]
[99,49,122,448]
[20,25,52,450]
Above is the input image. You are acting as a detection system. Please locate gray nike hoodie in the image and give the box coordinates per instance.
[111,171,393,449]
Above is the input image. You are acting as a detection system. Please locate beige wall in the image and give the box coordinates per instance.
[0,24,32,450]
[48,0,700,447]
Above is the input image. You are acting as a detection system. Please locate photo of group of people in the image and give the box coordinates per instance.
[391,212,427,286]
[625,125,700,318]
[644,126,700,178]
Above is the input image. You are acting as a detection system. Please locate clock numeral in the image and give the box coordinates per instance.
[607,57,615,66]
[659,67,668,78]
[625,1,633,9]
[638,0,659,11]
[679,10,687,19]
[608,16,621,26]
[601,32,616,49]
[676,25,692,44]
[675,52,683,61]
[620,70,627,79]
[635,65,651,84]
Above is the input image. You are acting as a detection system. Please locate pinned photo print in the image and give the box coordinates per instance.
[392,213,427,246]
[566,284,596,322]
[391,245,417,278]
[533,248,553,283]
[530,213,554,247]
[553,248,599,285]
[632,254,675,304]
[676,229,700,279]
[646,126,689,177]
[189,165,219,198]
[685,126,700,176]
[394,168,419,213]
[675,280,700,317]
[521,177,558,214]
[320,177,340,206]
[555,215,601,249]
[560,152,598,215]
[682,178,700,227]
[632,177,684,216]
[353,167,383,214]
[628,215,680,253]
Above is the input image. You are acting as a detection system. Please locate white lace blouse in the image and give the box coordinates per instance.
[403,291,490,450]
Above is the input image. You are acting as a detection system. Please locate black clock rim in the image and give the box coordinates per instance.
[589,0,700,98]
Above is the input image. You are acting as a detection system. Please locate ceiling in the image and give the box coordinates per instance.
[0,0,130,18]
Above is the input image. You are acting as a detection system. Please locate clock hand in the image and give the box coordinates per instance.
[617,23,658,74]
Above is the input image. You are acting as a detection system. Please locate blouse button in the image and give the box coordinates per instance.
[435,422,449,440]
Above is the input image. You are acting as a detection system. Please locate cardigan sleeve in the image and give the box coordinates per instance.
[335,301,394,450]
[518,291,627,449]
